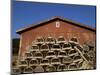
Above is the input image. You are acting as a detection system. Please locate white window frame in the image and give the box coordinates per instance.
[56,21,60,28]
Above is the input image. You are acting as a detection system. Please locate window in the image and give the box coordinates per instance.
[56,21,60,28]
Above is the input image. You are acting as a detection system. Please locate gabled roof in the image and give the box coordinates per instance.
[16,16,96,34]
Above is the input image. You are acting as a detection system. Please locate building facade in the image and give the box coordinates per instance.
[12,17,96,74]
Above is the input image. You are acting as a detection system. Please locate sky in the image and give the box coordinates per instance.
[12,1,96,38]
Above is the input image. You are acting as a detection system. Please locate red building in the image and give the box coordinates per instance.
[17,17,95,58]
[12,16,96,74]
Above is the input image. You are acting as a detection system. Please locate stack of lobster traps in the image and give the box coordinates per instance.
[12,36,96,74]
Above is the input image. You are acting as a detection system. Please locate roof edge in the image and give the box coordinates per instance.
[16,16,96,34]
